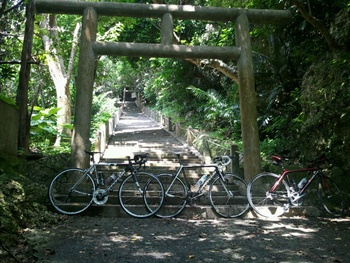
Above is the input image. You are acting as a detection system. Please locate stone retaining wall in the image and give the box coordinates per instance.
[0,100,18,156]
[93,106,123,156]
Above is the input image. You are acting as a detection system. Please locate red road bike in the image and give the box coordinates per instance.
[247,156,345,217]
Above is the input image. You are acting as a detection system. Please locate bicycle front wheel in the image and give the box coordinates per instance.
[247,172,290,218]
[153,173,188,218]
[119,172,164,218]
[317,176,344,217]
[48,168,95,215]
[209,173,249,218]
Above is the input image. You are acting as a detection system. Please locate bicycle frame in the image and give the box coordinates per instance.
[156,154,249,218]
[164,162,227,199]
[84,150,146,193]
[269,162,334,205]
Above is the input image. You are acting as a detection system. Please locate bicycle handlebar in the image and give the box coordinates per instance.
[84,150,149,170]
[127,153,148,170]
[213,155,231,166]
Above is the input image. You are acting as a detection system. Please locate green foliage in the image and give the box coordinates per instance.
[118,17,160,44]
[0,0,26,100]
[91,88,118,136]
[187,85,240,137]
[0,94,16,107]
[30,106,60,139]
[300,52,350,163]
[30,106,72,153]
[96,56,135,95]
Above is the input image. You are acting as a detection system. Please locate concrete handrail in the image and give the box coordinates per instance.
[93,106,123,154]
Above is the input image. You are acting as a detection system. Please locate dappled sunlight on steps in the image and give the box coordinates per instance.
[96,102,215,219]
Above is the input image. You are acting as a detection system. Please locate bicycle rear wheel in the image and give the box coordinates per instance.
[153,173,188,218]
[247,172,290,218]
[209,173,249,218]
[317,176,344,217]
[119,171,164,218]
[48,168,95,215]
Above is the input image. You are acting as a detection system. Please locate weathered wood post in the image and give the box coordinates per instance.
[71,7,97,168]
[235,13,261,180]
[230,144,239,174]
[161,13,173,45]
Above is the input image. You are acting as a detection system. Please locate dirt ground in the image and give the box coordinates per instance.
[23,215,350,263]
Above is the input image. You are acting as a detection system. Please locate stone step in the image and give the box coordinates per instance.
[95,166,218,181]
[100,157,203,165]
[102,147,201,158]
[77,204,221,219]
[48,203,323,219]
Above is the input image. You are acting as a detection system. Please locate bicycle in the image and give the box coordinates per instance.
[147,153,249,218]
[247,155,345,218]
[48,151,164,218]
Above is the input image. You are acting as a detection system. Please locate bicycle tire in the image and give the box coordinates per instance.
[247,172,290,218]
[153,173,188,218]
[48,168,95,215]
[317,176,345,217]
[209,173,249,218]
[118,171,164,218]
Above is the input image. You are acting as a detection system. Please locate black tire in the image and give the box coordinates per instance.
[247,172,290,218]
[317,176,345,217]
[209,173,249,218]
[119,171,164,218]
[154,173,188,218]
[48,168,95,215]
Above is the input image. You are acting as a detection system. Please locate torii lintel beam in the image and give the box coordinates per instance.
[35,0,292,25]
[93,42,241,60]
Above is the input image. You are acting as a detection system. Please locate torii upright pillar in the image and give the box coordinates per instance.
[235,13,261,180]
[71,7,97,168]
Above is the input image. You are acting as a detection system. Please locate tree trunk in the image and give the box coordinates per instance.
[40,15,81,146]
[16,0,34,152]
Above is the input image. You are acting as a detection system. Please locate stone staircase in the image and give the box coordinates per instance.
[85,102,222,218]
[101,102,206,174]
[79,102,321,219]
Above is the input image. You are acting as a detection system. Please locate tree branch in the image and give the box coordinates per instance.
[291,0,342,52]
[0,60,39,65]
[186,58,238,83]
[3,0,24,15]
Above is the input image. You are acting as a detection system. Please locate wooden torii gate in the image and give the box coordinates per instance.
[35,0,291,180]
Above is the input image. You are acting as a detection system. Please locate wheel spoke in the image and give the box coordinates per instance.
[153,173,187,218]
[247,172,290,218]
[209,173,249,218]
[119,172,164,218]
[49,169,95,215]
